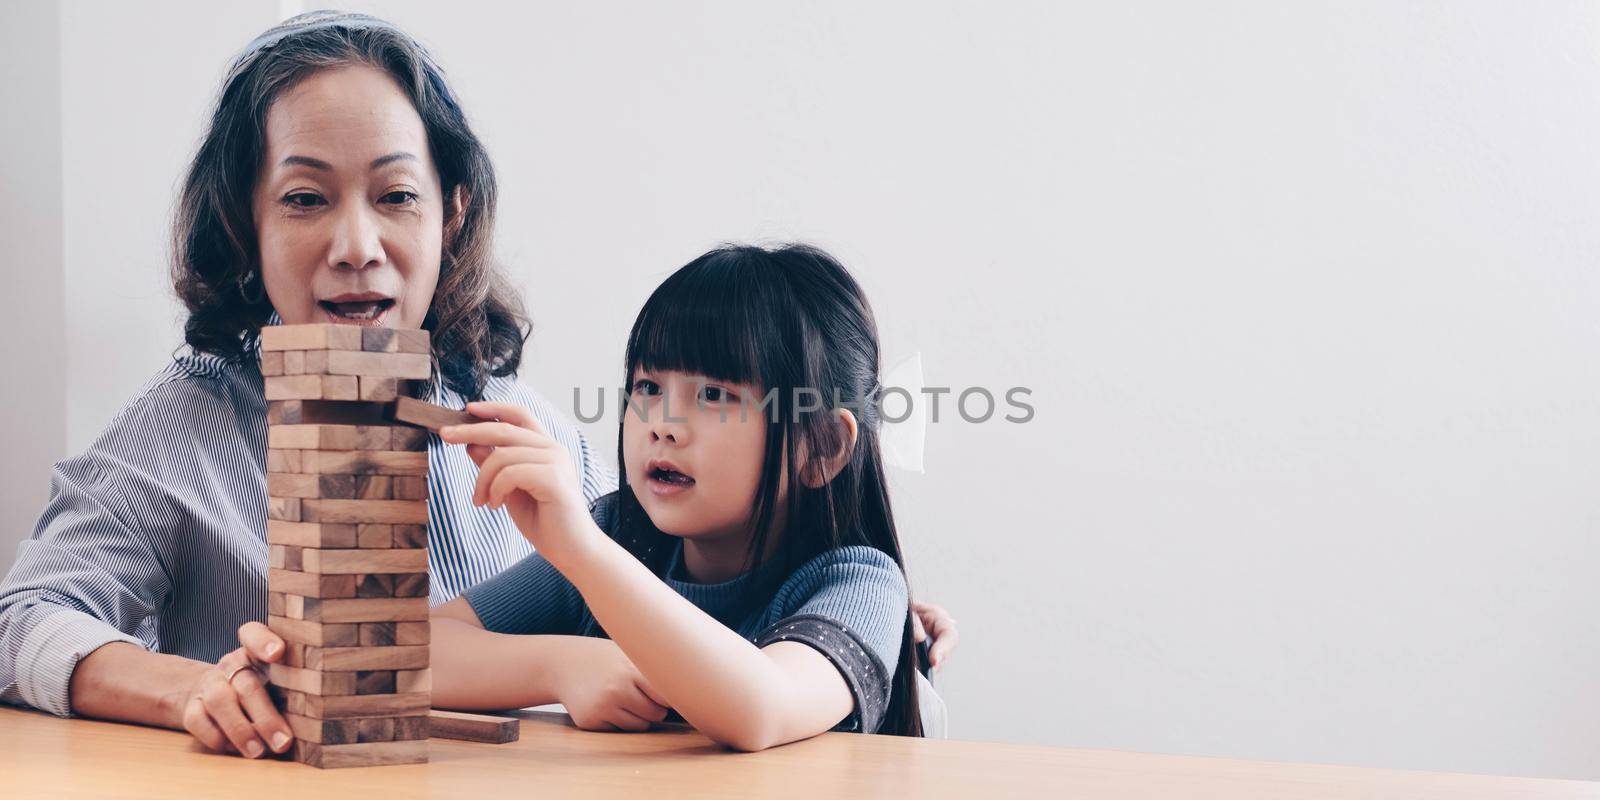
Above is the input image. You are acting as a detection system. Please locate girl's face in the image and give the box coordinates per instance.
[623,369,776,542]
[252,64,448,330]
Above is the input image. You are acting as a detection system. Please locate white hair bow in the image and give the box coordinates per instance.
[877,353,926,474]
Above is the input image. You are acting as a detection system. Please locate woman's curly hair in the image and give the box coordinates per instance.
[170,13,528,400]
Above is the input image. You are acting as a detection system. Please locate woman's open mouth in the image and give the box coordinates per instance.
[318,298,395,325]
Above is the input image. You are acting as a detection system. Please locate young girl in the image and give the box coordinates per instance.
[428,244,925,749]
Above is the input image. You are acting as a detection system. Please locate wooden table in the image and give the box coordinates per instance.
[3,705,1596,799]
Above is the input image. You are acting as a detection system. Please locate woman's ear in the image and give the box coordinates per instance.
[801,409,860,489]
[443,185,469,249]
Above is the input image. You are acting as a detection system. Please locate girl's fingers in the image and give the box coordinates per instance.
[439,420,542,449]
[472,445,562,506]
[633,674,671,710]
[487,463,560,509]
[607,708,654,732]
[466,401,547,436]
[465,443,494,467]
[623,687,671,723]
[202,676,268,758]
[182,695,231,753]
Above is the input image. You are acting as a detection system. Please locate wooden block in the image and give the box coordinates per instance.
[260,323,364,352]
[269,615,359,647]
[269,425,398,451]
[392,573,429,598]
[427,710,519,744]
[268,496,301,522]
[362,327,430,354]
[267,520,358,549]
[359,622,395,646]
[266,448,302,473]
[303,691,430,720]
[397,668,431,694]
[307,350,432,380]
[284,593,307,619]
[260,351,284,376]
[284,714,360,745]
[297,597,429,623]
[283,351,305,375]
[268,400,390,426]
[300,450,428,476]
[264,374,359,401]
[281,643,307,668]
[301,548,429,574]
[393,525,428,549]
[304,645,429,671]
[359,376,399,402]
[302,499,429,525]
[357,523,393,549]
[291,739,427,769]
[354,475,393,500]
[268,663,356,696]
[395,621,430,645]
[268,473,356,499]
[269,569,358,599]
[392,476,428,500]
[268,544,302,571]
[391,427,430,452]
[356,573,395,598]
[356,670,397,695]
[268,591,285,617]
[389,396,476,432]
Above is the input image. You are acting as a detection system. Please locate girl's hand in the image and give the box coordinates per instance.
[439,401,597,563]
[181,622,293,757]
[554,637,672,733]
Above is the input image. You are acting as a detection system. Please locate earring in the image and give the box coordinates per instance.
[236,270,265,305]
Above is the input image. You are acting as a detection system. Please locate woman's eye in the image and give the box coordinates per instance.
[381,190,419,206]
[283,192,324,209]
[631,379,660,396]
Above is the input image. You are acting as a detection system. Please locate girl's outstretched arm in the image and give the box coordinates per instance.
[440,403,857,751]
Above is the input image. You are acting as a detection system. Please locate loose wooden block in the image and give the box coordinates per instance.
[397,668,431,694]
[297,597,429,623]
[260,351,284,376]
[291,738,428,769]
[268,663,356,696]
[427,710,520,744]
[354,475,393,500]
[269,569,358,599]
[268,424,396,451]
[268,473,356,499]
[303,691,431,720]
[357,523,393,549]
[268,400,390,426]
[392,476,428,500]
[267,520,358,549]
[358,376,399,402]
[260,323,363,352]
[264,374,359,401]
[301,548,429,575]
[389,396,477,432]
[394,525,428,549]
[308,350,432,380]
[299,450,428,476]
[301,499,429,525]
[303,645,429,671]
[269,615,359,647]
[362,327,430,354]
[268,496,301,522]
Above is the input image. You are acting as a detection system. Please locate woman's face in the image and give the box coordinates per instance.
[252,64,448,329]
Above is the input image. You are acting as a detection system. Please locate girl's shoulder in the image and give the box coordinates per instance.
[768,545,909,615]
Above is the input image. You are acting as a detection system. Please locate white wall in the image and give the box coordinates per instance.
[7,0,1599,782]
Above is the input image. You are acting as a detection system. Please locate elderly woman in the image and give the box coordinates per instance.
[0,11,956,759]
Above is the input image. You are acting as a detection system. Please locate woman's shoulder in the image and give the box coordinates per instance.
[95,349,259,447]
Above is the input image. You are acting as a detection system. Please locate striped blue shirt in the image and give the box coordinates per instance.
[0,347,615,717]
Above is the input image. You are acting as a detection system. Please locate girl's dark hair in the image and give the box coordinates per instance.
[170,12,528,399]
[616,243,924,737]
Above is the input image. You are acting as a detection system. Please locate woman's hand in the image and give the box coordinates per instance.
[439,401,599,565]
[912,600,960,672]
[553,637,672,733]
[180,622,292,757]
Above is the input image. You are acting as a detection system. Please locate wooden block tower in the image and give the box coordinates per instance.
[260,323,434,768]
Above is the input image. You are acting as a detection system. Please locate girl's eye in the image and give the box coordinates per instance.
[631,379,661,396]
[283,192,325,209]
[380,190,419,206]
[700,385,735,403]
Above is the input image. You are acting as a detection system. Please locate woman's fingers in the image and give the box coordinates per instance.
[911,601,959,668]
[466,401,547,436]
[202,672,268,757]
[910,607,928,644]
[237,623,284,666]
[230,665,294,753]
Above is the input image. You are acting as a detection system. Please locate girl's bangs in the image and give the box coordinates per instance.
[625,256,779,388]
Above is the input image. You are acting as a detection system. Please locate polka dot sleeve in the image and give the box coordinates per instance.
[755,613,893,734]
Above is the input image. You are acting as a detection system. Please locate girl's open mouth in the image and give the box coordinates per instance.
[319,298,395,324]
[646,462,695,497]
